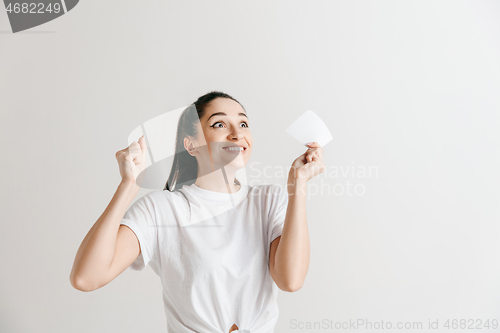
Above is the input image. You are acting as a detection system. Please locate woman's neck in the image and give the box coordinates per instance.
[194,168,241,194]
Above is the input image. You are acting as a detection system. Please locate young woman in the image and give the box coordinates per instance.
[70,91,326,332]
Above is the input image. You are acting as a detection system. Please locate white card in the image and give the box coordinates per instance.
[285,110,333,147]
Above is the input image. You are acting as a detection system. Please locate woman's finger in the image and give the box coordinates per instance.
[317,147,324,159]
[138,135,146,155]
[306,147,318,163]
[135,135,147,164]
[306,142,321,148]
[307,142,324,159]
[307,152,317,163]
[127,144,142,162]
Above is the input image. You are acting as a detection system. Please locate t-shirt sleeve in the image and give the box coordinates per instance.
[268,184,289,244]
[120,194,158,271]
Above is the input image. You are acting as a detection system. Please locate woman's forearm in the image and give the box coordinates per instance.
[70,180,140,290]
[273,171,310,291]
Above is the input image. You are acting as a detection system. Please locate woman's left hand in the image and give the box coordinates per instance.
[290,142,326,182]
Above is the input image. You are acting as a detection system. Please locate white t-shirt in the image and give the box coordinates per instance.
[120,183,289,333]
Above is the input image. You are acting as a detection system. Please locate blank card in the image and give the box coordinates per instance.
[285,110,333,147]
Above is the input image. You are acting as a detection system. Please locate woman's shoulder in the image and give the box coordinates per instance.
[133,189,190,222]
[134,189,189,206]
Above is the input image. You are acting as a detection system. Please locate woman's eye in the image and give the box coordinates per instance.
[211,121,249,128]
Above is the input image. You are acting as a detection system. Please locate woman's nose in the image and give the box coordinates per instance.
[228,128,244,140]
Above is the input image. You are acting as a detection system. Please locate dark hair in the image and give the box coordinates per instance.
[164,91,246,191]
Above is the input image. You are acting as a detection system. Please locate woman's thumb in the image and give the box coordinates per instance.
[138,135,147,154]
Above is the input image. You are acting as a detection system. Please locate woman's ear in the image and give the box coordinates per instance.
[184,137,197,156]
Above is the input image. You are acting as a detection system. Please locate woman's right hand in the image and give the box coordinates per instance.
[115,135,147,183]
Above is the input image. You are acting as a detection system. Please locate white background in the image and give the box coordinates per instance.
[1,0,499,332]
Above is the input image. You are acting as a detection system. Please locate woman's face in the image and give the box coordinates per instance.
[186,97,253,171]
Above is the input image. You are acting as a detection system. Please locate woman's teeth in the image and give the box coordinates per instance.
[223,147,244,151]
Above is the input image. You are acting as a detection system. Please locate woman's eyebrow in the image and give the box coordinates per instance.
[207,112,248,122]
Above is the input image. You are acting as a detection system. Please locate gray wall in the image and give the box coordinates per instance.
[1,0,499,332]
